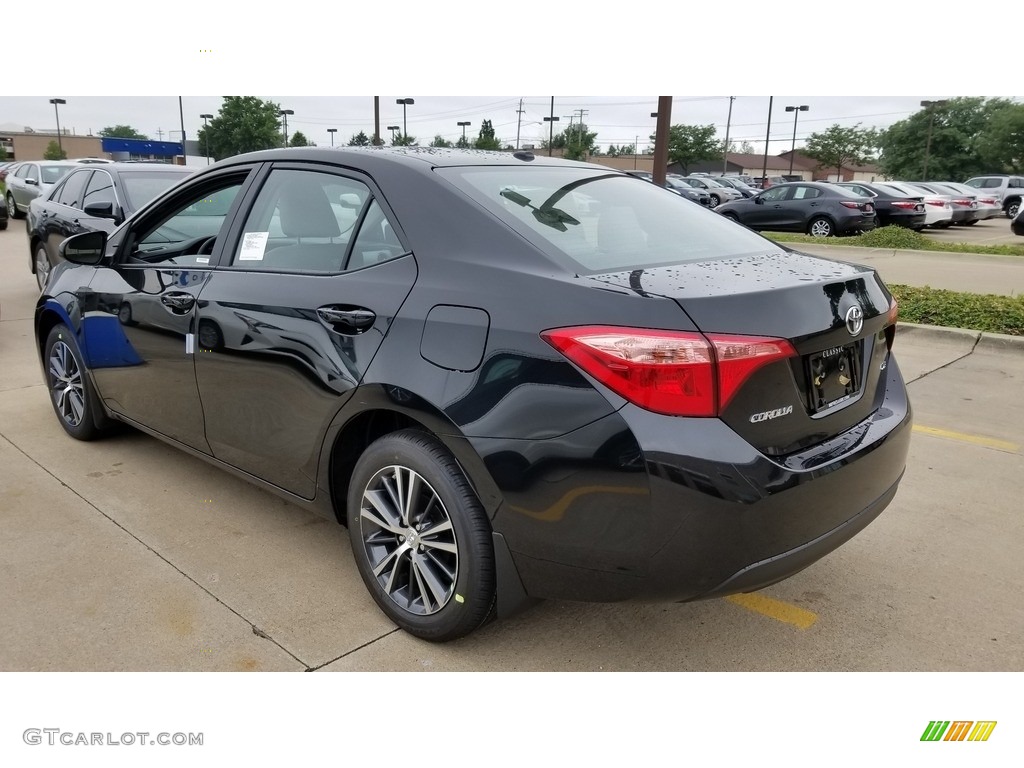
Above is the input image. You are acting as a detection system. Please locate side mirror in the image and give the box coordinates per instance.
[83,201,116,219]
[26,178,38,186]
[60,230,108,265]
[754,196,765,205]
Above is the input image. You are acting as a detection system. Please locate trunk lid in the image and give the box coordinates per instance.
[584,249,897,456]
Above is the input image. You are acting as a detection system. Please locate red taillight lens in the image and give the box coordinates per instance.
[925,199,946,207]
[840,201,861,209]
[541,326,795,417]
[884,299,898,352]
[952,198,972,206]
[891,200,917,210]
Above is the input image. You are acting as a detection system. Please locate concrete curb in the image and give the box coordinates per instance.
[899,322,1024,353]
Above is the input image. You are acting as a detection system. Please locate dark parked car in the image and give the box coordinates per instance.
[664,176,712,206]
[716,181,877,237]
[1011,205,1024,236]
[27,162,193,290]
[5,160,76,219]
[0,193,7,230]
[36,148,911,641]
[835,182,927,230]
[712,175,759,198]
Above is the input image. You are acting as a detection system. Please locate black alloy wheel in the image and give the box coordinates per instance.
[44,324,106,440]
[347,430,496,641]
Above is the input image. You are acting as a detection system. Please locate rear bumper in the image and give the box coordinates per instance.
[487,356,912,603]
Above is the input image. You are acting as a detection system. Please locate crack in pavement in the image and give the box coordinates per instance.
[903,334,982,385]
[0,431,323,671]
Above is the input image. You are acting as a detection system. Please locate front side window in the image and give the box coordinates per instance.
[133,177,246,255]
[436,166,783,274]
[230,169,377,273]
[761,185,790,202]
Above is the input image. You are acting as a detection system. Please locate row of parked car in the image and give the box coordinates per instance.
[625,169,1022,238]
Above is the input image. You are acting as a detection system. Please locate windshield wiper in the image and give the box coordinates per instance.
[499,188,580,232]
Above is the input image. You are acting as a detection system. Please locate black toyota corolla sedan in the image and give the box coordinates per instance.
[35,147,911,641]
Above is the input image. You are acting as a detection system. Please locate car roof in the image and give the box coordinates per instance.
[216,146,591,171]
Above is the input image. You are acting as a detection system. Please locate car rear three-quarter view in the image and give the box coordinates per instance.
[34,147,911,642]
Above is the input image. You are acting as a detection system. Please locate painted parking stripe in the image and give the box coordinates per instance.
[913,425,1019,453]
[725,593,819,630]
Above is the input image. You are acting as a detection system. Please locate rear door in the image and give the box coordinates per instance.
[193,163,417,498]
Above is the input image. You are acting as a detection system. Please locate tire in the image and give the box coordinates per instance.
[963,220,978,225]
[6,192,23,219]
[933,221,952,229]
[34,244,51,292]
[347,429,496,641]
[721,212,739,223]
[1005,199,1020,219]
[0,219,7,230]
[808,216,834,237]
[709,194,721,207]
[43,324,108,441]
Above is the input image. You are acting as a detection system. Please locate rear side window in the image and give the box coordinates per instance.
[792,186,821,200]
[83,171,117,210]
[436,166,782,274]
[56,170,91,209]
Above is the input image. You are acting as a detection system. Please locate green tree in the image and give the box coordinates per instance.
[652,124,719,174]
[977,104,1024,173]
[804,123,879,180]
[473,119,502,151]
[392,132,416,147]
[544,122,598,160]
[430,134,453,148]
[877,98,1015,180]
[196,96,283,161]
[288,131,311,147]
[347,131,370,146]
[99,125,149,140]
[43,140,66,160]
[455,135,470,149]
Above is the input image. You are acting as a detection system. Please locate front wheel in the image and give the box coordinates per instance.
[808,216,834,237]
[44,324,108,441]
[347,429,496,642]
[709,194,721,207]
[721,212,739,223]
[1006,200,1020,219]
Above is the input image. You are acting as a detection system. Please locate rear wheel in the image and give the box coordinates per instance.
[44,324,108,441]
[808,216,833,237]
[6,192,22,219]
[35,244,51,291]
[709,194,721,207]
[347,429,496,642]
[721,212,739,223]
[963,220,978,225]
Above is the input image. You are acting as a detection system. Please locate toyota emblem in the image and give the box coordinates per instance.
[845,306,864,336]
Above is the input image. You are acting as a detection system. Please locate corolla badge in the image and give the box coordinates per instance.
[845,305,864,336]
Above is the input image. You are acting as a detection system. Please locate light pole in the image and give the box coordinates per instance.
[723,96,735,174]
[327,128,337,147]
[761,97,774,188]
[457,121,471,146]
[200,113,213,164]
[279,109,294,147]
[396,98,414,138]
[49,98,66,157]
[387,125,400,144]
[920,99,949,179]
[544,97,557,157]
[784,105,809,177]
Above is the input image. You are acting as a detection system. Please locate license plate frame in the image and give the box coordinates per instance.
[807,342,862,413]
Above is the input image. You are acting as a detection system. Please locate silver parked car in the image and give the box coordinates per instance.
[5,161,76,219]
[675,176,744,207]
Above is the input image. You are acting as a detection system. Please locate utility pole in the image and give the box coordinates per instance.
[374,96,381,146]
[723,96,735,174]
[652,97,672,186]
[515,98,524,150]
[575,108,588,157]
[761,97,773,187]
[178,96,186,166]
[156,128,164,141]
[544,97,558,157]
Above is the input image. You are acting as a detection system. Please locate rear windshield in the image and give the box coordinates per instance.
[435,166,782,274]
[40,165,73,184]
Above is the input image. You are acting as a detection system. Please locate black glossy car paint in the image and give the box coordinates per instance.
[35,147,911,623]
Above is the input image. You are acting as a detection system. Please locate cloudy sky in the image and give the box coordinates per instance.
[3,3,1012,156]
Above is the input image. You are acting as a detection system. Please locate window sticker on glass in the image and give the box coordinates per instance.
[238,231,269,261]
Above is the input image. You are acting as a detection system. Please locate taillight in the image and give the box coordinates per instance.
[952,198,972,206]
[840,201,861,209]
[925,200,946,207]
[541,326,795,417]
[884,299,898,352]
[891,201,917,210]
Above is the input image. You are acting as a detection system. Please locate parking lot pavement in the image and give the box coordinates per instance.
[1,226,1022,671]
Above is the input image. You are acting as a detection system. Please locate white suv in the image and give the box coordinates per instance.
[963,175,1024,218]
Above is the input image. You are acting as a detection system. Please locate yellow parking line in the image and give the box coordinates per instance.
[913,425,1019,453]
[725,593,818,630]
